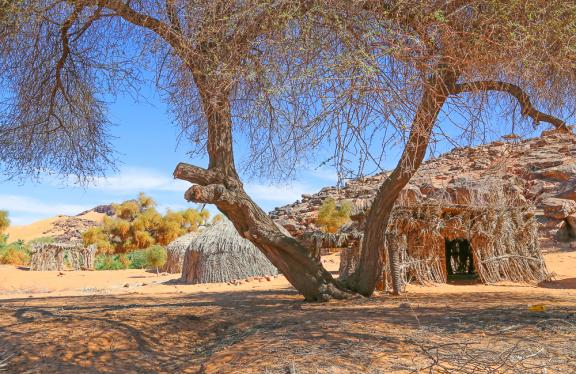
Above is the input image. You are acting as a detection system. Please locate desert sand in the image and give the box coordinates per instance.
[0,251,574,373]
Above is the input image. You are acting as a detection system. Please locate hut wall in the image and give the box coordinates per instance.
[29,243,96,271]
[180,220,279,284]
[382,203,549,290]
[163,248,185,274]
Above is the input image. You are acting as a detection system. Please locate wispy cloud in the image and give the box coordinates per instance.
[244,182,312,203]
[0,195,92,217]
[47,167,190,193]
[88,167,190,192]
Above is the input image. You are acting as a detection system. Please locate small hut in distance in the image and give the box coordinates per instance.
[180,219,278,284]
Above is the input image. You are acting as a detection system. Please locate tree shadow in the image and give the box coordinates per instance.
[539,278,576,289]
[0,288,574,373]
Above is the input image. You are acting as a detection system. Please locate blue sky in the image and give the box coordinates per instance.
[0,77,555,227]
[0,87,361,226]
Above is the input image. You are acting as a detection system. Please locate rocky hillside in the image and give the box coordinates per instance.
[5,208,111,243]
[271,129,576,250]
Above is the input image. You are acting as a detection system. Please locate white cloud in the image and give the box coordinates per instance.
[0,195,92,217]
[244,182,312,203]
[89,167,190,192]
[304,167,339,183]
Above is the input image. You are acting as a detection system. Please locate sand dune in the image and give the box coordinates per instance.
[5,211,104,242]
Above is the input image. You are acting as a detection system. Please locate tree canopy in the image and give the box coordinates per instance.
[82,193,209,253]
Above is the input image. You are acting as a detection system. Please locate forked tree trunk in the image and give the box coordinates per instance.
[174,82,352,301]
[345,67,458,296]
[174,170,353,301]
[175,70,457,301]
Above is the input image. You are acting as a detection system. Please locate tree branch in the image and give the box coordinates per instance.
[173,162,222,185]
[73,0,193,66]
[164,0,181,33]
[452,80,571,131]
[183,184,228,204]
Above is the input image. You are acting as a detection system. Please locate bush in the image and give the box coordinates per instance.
[145,245,167,275]
[0,245,30,266]
[127,249,148,269]
[95,254,127,270]
[316,198,352,233]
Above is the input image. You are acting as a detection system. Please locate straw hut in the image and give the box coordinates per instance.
[161,231,202,273]
[29,242,97,271]
[180,219,278,284]
[338,178,550,292]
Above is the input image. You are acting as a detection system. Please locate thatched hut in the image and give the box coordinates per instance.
[161,231,202,273]
[180,219,279,284]
[29,242,97,271]
[338,178,550,292]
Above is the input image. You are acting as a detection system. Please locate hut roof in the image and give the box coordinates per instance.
[167,230,201,253]
[180,218,278,284]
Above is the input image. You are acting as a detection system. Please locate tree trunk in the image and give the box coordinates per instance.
[174,81,353,301]
[173,173,354,301]
[346,67,459,296]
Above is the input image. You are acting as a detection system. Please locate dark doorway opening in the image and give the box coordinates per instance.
[445,238,477,281]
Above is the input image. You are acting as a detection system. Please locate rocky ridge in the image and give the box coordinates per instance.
[271,130,576,250]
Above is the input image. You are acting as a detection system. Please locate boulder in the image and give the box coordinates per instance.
[541,198,576,220]
[531,163,576,182]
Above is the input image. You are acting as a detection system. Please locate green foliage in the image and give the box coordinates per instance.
[316,198,352,233]
[145,245,167,271]
[0,210,9,234]
[82,193,210,254]
[127,249,148,269]
[95,254,127,270]
[94,249,155,270]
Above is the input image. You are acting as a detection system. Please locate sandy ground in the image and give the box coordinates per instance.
[5,211,104,242]
[0,252,575,373]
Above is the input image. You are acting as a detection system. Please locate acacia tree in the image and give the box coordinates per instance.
[1,1,574,300]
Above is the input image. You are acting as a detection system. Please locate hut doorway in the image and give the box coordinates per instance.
[444,238,477,281]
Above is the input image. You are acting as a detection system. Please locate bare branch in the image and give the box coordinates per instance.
[452,81,571,131]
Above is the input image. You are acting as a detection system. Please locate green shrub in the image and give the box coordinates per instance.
[316,198,352,233]
[95,254,126,270]
[118,254,131,269]
[145,245,167,275]
[127,249,148,269]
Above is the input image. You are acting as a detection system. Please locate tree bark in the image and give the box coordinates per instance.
[346,67,459,296]
[174,81,353,301]
[174,167,353,301]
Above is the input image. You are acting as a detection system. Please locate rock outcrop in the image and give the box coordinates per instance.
[271,130,576,249]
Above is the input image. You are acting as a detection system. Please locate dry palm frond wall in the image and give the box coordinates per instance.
[381,180,550,290]
[29,243,97,271]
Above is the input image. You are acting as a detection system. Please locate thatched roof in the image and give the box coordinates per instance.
[180,219,278,284]
[167,231,199,252]
[162,230,203,274]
